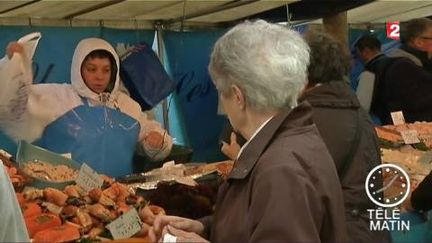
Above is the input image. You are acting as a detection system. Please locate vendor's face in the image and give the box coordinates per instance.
[81,57,111,94]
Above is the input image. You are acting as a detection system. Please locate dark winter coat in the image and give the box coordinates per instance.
[301,81,391,243]
[202,102,347,242]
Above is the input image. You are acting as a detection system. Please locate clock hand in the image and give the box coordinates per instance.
[375,174,399,194]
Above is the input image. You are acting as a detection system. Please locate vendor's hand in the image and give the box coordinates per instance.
[159,225,208,243]
[143,131,164,149]
[221,132,241,160]
[6,42,24,59]
[148,215,204,242]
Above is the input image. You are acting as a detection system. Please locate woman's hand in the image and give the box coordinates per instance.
[221,132,241,160]
[143,131,164,149]
[6,42,24,59]
[159,225,208,243]
[148,215,205,242]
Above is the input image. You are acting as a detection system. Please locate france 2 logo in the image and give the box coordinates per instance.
[387,21,400,40]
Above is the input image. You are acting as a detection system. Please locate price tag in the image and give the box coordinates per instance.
[106,208,143,240]
[75,163,103,192]
[391,111,405,125]
[401,130,420,144]
[386,21,400,40]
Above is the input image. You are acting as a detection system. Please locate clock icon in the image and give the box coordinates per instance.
[365,163,410,208]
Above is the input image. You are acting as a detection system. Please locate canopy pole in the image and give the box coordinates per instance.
[155,23,170,132]
[180,0,187,32]
[323,12,349,51]
[285,3,292,28]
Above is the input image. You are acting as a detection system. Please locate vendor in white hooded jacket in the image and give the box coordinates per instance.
[0,37,173,177]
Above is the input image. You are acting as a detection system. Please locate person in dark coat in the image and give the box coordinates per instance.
[411,170,432,211]
[148,20,347,243]
[397,19,432,211]
[391,18,432,73]
[355,35,397,123]
[367,18,432,124]
[300,31,391,243]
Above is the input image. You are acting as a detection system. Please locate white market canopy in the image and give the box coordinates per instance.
[0,0,297,29]
[0,1,430,30]
[301,0,432,28]
[348,0,432,24]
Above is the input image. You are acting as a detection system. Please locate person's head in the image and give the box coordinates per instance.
[304,31,351,86]
[209,20,309,133]
[71,38,120,99]
[81,50,117,94]
[354,35,382,64]
[401,18,432,53]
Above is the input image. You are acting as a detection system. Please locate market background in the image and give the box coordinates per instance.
[0,1,431,242]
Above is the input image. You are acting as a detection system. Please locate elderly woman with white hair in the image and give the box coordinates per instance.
[148,20,347,243]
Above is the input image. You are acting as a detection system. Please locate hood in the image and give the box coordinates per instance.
[389,48,422,67]
[300,81,360,109]
[71,38,120,102]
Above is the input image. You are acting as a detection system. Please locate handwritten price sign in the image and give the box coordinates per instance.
[391,111,405,125]
[387,21,400,40]
[107,208,143,240]
[401,130,420,145]
[75,163,104,192]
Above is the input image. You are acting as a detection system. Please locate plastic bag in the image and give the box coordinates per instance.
[0,32,41,147]
[119,43,176,110]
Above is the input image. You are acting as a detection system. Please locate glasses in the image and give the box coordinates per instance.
[420,36,432,40]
